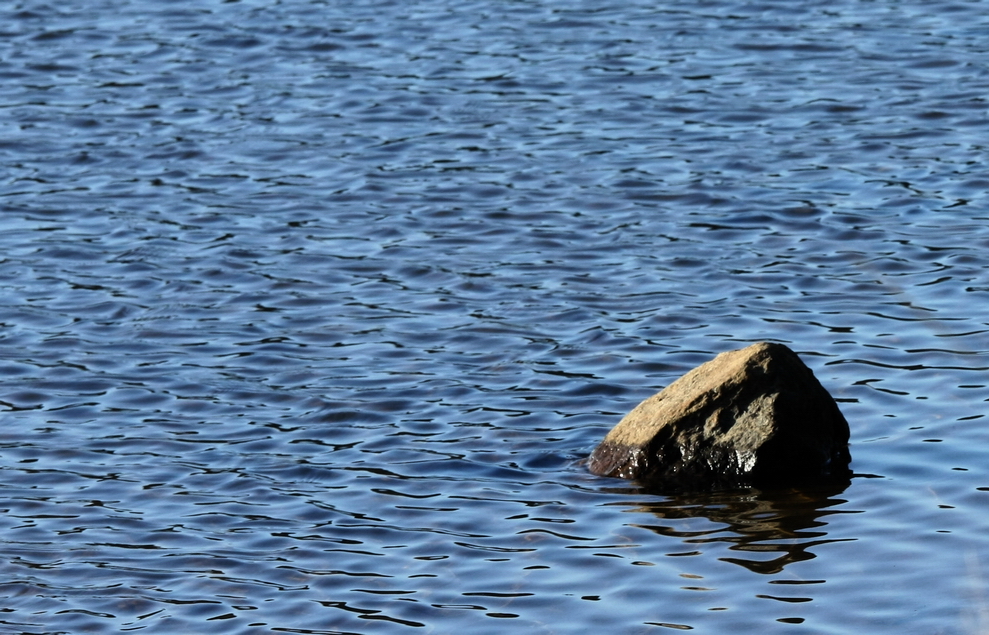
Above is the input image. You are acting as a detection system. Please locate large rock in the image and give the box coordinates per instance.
[588,342,850,492]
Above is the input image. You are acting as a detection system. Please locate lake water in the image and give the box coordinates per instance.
[2,0,989,632]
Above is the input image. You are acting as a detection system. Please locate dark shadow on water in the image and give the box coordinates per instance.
[619,477,856,575]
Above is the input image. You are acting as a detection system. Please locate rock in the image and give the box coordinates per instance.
[588,342,850,492]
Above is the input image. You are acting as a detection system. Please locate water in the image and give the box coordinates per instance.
[2,0,989,632]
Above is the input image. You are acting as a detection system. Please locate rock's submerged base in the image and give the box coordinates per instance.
[588,342,851,492]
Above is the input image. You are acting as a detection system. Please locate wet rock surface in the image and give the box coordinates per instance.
[589,342,851,492]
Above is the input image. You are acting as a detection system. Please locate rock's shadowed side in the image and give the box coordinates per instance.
[588,342,850,492]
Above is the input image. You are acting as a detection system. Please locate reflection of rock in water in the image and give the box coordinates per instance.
[625,480,853,575]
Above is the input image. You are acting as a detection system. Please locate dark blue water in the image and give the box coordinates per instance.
[3,0,989,632]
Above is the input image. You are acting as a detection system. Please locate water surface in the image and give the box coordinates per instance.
[3,0,989,633]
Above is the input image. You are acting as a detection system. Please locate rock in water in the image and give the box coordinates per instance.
[588,342,850,491]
